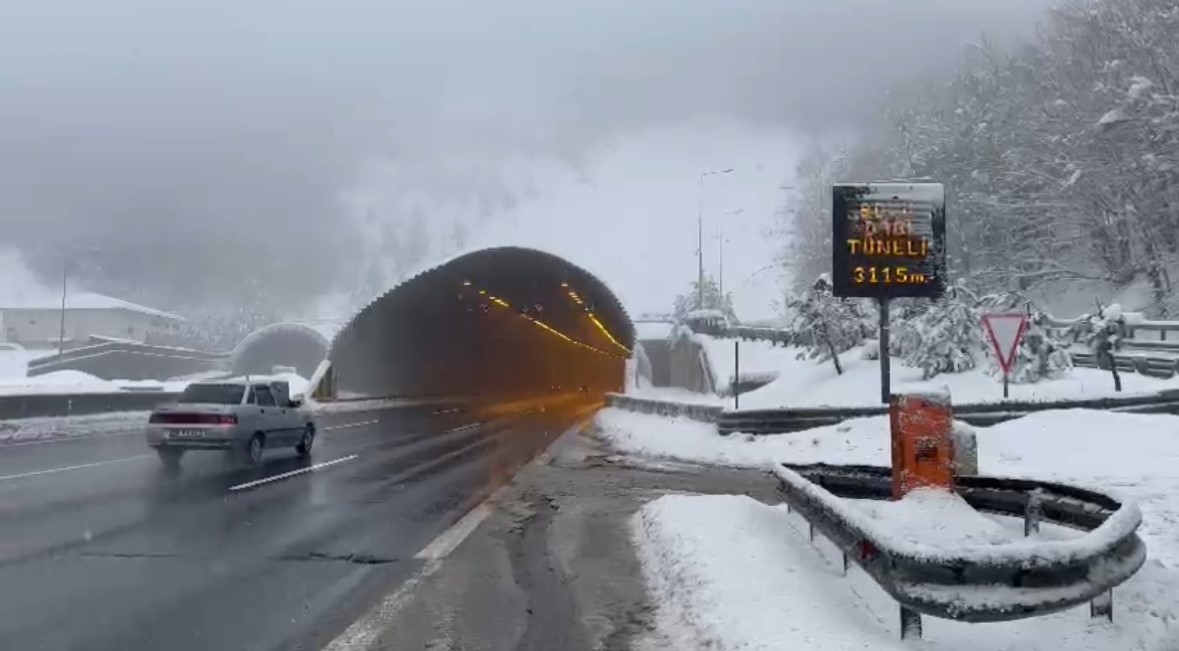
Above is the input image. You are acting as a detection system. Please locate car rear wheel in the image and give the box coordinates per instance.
[240,433,265,466]
[157,448,184,470]
[295,425,315,457]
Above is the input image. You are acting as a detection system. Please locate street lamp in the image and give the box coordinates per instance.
[716,209,743,296]
[57,247,103,354]
[698,168,734,308]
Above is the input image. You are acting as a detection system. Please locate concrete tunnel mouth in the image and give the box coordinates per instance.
[326,246,636,404]
[230,321,345,379]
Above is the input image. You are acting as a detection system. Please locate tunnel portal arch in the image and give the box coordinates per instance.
[230,320,346,379]
[327,246,635,400]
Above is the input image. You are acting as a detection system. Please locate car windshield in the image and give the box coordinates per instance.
[178,383,243,405]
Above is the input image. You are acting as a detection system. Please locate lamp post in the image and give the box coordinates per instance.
[57,247,103,354]
[717,209,743,296]
[698,168,734,309]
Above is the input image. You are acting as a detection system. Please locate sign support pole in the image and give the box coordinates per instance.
[734,340,740,410]
[1003,373,1009,399]
[879,297,891,405]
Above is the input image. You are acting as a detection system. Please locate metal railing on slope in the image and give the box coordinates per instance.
[607,389,1179,435]
[692,312,1179,378]
[775,463,1145,627]
[719,389,1179,435]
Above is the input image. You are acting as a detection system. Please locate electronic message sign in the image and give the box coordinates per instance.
[831,182,946,299]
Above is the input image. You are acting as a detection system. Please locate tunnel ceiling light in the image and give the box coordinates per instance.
[466,280,627,359]
[562,283,632,356]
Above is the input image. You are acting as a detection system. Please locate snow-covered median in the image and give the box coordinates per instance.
[605,407,1179,650]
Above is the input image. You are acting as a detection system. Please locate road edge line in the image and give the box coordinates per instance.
[323,412,598,650]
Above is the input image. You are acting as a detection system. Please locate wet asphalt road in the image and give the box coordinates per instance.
[0,399,596,651]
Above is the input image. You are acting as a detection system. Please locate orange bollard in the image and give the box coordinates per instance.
[890,392,955,500]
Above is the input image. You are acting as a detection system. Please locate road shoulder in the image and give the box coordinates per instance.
[360,427,779,650]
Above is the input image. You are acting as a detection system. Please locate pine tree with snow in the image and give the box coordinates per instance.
[898,281,984,380]
[997,310,1073,384]
[789,274,869,374]
[1070,303,1127,390]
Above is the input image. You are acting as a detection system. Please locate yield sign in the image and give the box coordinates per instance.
[982,313,1029,375]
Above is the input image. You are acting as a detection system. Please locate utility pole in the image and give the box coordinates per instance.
[698,169,733,310]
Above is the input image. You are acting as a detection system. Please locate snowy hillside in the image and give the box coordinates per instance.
[334,118,800,322]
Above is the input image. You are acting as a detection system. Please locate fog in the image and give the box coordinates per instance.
[0,0,1049,324]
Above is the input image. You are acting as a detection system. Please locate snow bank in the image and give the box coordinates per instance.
[0,371,188,396]
[633,495,906,651]
[0,411,149,444]
[0,349,44,379]
[609,407,1179,649]
[595,407,888,468]
[634,493,1172,650]
[734,344,1176,410]
[696,335,796,394]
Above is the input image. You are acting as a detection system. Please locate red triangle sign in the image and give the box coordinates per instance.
[982,313,1028,375]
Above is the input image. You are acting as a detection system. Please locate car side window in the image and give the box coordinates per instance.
[246,387,256,405]
[255,385,277,407]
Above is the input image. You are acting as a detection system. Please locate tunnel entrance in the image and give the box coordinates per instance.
[327,247,635,402]
[230,320,345,379]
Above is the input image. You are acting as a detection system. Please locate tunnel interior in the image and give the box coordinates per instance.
[328,247,636,402]
[230,324,331,379]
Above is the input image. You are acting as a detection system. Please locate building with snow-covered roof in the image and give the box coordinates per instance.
[0,292,185,350]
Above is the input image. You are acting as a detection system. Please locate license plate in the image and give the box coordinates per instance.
[170,429,205,439]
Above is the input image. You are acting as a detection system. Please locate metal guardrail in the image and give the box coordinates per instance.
[604,393,722,422]
[720,390,1179,435]
[775,463,1145,627]
[0,391,184,420]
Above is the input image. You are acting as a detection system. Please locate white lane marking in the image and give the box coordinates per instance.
[228,455,359,492]
[322,416,592,650]
[0,454,153,481]
[444,423,482,434]
[322,420,378,432]
[321,559,442,651]
[414,503,494,561]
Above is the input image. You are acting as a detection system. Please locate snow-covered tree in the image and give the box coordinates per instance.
[1070,302,1128,390]
[896,282,984,380]
[789,274,870,374]
[776,0,1179,317]
[988,310,1074,384]
[673,275,737,323]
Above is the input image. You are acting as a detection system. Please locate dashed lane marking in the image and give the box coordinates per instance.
[322,420,379,432]
[227,455,359,492]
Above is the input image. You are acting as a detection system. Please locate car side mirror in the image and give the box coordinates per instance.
[290,397,303,408]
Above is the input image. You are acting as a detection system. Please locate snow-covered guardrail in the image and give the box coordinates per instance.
[604,393,722,422]
[720,389,1179,435]
[774,462,1146,628]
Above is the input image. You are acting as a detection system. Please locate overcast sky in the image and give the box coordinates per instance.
[0,0,1051,317]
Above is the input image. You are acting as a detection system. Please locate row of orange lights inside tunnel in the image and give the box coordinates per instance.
[459,279,632,359]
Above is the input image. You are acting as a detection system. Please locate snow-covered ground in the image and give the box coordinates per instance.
[0,411,150,444]
[697,338,1178,409]
[0,370,188,396]
[601,407,1179,650]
